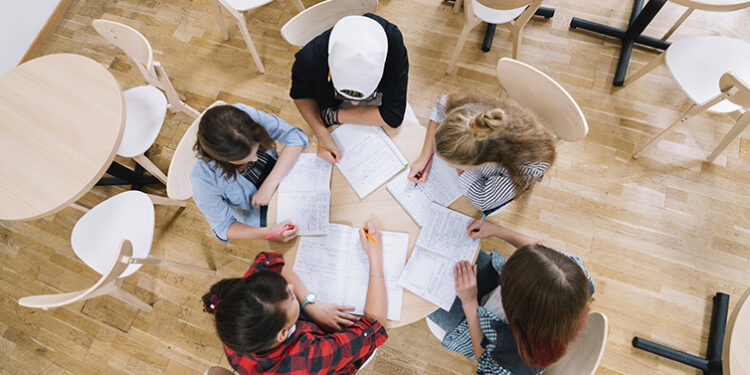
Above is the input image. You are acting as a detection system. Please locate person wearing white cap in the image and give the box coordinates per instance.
[290,13,409,164]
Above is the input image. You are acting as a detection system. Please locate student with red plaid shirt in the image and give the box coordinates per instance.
[202,222,388,374]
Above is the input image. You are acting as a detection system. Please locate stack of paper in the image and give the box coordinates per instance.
[276,153,332,236]
[398,203,480,310]
[294,223,409,320]
[386,155,464,227]
[330,124,409,199]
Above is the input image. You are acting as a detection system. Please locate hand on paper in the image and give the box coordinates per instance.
[454,261,478,305]
[316,137,342,164]
[305,301,359,332]
[408,153,433,183]
[251,184,274,207]
[467,218,497,239]
[266,220,298,243]
[359,222,383,258]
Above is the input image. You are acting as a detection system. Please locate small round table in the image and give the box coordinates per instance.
[0,54,125,221]
[269,121,481,328]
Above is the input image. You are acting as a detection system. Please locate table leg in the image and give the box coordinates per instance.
[569,0,669,86]
[97,161,160,190]
[481,7,555,53]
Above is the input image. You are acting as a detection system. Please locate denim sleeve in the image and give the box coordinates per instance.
[233,103,309,147]
[190,162,235,242]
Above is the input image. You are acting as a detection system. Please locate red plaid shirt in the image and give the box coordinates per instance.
[224,252,388,375]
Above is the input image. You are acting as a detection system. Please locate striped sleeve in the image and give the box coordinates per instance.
[429,94,449,124]
[459,162,549,212]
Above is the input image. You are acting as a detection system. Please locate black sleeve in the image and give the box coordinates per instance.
[290,48,316,100]
[378,24,409,128]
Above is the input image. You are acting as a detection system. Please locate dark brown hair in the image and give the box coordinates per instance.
[499,244,590,368]
[202,270,289,354]
[194,105,276,179]
[434,91,556,197]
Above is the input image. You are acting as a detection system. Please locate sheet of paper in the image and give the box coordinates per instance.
[277,153,332,236]
[398,203,480,310]
[386,156,463,227]
[294,223,409,320]
[331,124,408,198]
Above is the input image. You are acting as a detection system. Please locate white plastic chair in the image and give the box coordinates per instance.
[19,191,214,312]
[447,0,543,73]
[204,367,233,375]
[280,0,377,47]
[496,58,589,143]
[211,0,305,73]
[625,36,750,162]
[147,101,227,207]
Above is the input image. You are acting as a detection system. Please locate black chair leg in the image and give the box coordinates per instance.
[632,293,729,375]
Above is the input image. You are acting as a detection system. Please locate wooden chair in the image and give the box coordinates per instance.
[147,101,227,207]
[634,288,750,375]
[546,312,608,375]
[625,36,750,163]
[19,191,214,312]
[280,0,378,47]
[210,0,305,73]
[447,0,543,73]
[496,57,589,143]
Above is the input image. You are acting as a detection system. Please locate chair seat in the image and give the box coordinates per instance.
[118,85,167,158]
[472,0,526,24]
[71,191,155,278]
[222,0,275,11]
[666,36,750,114]
[426,316,448,341]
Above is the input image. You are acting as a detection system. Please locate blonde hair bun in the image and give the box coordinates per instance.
[468,108,507,141]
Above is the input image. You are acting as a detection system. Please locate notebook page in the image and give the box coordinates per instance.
[386,156,463,227]
[294,223,353,305]
[331,124,408,198]
[278,153,332,193]
[277,153,332,235]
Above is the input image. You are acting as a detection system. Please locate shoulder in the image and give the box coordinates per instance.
[363,13,403,41]
[295,29,331,66]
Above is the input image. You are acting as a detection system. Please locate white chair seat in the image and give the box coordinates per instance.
[405,102,419,125]
[71,191,154,278]
[473,0,526,24]
[222,0,275,11]
[118,85,167,158]
[426,316,447,341]
[666,36,750,114]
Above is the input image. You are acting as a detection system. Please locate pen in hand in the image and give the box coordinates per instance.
[265,225,295,239]
[472,214,486,233]
[363,228,378,245]
[414,152,435,186]
[314,143,337,160]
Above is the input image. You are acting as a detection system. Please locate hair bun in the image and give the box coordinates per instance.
[468,108,507,141]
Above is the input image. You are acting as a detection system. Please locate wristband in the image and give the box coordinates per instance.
[369,272,384,277]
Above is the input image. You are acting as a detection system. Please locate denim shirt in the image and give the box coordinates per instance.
[442,250,596,375]
[190,104,309,241]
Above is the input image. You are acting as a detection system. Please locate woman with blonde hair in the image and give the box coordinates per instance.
[409,91,555,213]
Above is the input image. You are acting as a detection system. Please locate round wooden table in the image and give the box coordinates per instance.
[725,287,750,375]
[268,120,482,328]
[0,54,125,221]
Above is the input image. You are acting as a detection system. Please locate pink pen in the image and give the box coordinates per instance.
[414,152,435,186]
[265,225,294,239]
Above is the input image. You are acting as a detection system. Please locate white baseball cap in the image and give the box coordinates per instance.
[328,16,388,100]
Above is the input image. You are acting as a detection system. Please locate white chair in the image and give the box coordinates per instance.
[93,20,200,186]
[426,312,608,375]
[204,367,233,375]
[19,191,214,312]
[147,101,227,207]
[447,0,543,73]
[496,57,588,143]
[624,36,750,162]
[211,0,305,73]
[280,0,377,47]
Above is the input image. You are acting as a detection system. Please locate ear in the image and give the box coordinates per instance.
[276,328,289,344]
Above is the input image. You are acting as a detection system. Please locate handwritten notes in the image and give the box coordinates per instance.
[277,153,332,236]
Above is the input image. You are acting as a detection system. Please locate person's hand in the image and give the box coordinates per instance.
[305,301,359,332]
[251,184,274,206]
[315,138,342,164]
[265,221,298,243]
[467,219,498,239]
[454,260,478,304]
[358,222,383,258]
[408,153,434,183]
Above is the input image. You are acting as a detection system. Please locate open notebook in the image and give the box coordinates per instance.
[276,153,332,236]
[398,203,480,310]
[331,124,408,199]
[293,223,409,320]
[387,155,464,227]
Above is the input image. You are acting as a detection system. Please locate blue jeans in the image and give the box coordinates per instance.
[427,251,500,333]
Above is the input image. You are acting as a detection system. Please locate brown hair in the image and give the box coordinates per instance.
[194,105,276,179]
[434,91,556,197]
[498,244,590,368]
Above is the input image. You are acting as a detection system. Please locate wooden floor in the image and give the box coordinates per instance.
[2,0,750,374]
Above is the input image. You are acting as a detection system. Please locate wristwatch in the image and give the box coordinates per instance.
[300,292,317,310]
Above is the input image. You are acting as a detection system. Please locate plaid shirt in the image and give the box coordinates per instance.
[224,252,388,375]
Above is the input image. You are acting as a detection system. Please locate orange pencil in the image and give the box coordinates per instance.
[313,143,336,158]
[363,229,378,245]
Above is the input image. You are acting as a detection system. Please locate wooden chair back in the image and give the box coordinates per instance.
[18,240,133,309]
[546,312,608,375]
[496,57,588,142]
[720,72,750,108]
[281,0,378,46]
[166,101,227,200]
[466,0,543,27]
[92,19,157,85]
[723,287,750,375]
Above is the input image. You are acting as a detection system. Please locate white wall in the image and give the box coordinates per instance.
[0,1,61,76]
